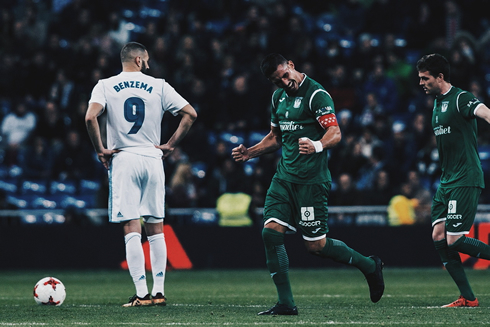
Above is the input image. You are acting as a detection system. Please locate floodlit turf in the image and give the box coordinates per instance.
[1,268,489,325]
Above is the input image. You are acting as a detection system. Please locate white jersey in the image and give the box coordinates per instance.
[89,71,188,158]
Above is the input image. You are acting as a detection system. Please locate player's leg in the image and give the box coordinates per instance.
[258,178,297,315]
[122,219,152,306]
[144,219,167,305]
[141,157,167,305]
[447,188,490,259]
[433,222,476,303]
[261,223,296,311]
[432,188,477,307]
[300,182,383,302]
[112,152,151,306]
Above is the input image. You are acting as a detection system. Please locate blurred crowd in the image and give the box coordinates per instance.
[2,0,490,225]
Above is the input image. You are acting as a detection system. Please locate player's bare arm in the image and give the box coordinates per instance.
[232,126,282,162]
[156,104,197,159]
[475,104,490,124]
[298,125,341,155]
[85,102,120,169]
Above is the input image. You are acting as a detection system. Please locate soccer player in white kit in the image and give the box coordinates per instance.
[85,42,197,307]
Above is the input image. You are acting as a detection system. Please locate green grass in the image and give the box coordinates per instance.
[1,268,490,326]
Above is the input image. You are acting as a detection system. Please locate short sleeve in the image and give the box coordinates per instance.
[457,91,481,118]
[88,80,106,108]
[270,89,281,126]
[310,89,335,118]
[162,81,189,116]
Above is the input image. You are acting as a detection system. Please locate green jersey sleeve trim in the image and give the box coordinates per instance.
[456,90,481,118]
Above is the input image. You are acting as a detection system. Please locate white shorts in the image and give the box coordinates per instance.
[108,151,165,223]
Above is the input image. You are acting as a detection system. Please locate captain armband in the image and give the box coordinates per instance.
[317,113,338,129]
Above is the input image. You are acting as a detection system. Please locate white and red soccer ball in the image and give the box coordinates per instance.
[33,277,66,306]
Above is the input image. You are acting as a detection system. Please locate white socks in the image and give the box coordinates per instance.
[124,232,167,297]
[124,232,148,297]
[148,233,167,296]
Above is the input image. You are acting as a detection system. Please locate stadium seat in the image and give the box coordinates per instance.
[21,180,47,195]
[220,131,245,151]
[50,180,76,195]
[315,13,338,34]
[191,209,218,225]
[0,179,18,194]
[479,146,490,171]
[248,130,268,145]
[79,179,101,195]
[243,159,258,176]
[31,196,57,209]
[191,162,207,179]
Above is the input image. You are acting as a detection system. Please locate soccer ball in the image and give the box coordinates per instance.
[33,277,66,306]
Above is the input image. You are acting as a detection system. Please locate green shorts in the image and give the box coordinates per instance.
[431,186,481,236]
[263,177,330,241]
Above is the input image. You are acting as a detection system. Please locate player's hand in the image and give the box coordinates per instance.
[232,144,249,162]
[298,137,315,155]
[155,144,174,160]
[98,149,120,170]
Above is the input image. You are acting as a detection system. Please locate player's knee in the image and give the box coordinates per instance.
[305,238,328,256]
[262,227,284,245]
[447,235,465,249]
[432,224,445,241]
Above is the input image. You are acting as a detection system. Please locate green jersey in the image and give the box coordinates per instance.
[432,86,484,188]
[271,75,335,184]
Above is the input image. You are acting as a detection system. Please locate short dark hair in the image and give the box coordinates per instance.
[120,42,147,63]
[260,53,288,78]
[416,53,450,82]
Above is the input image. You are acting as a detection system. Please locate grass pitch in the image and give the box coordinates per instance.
[1,268,489,326]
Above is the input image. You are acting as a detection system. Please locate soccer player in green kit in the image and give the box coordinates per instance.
[232,53,384,315]
[417,53,490,307]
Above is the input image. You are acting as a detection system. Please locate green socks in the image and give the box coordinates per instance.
[449,236,490,260]
[262,228,295,308]
[434,239,475,301]
[320,238,375,274]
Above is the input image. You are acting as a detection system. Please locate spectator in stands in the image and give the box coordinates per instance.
[363,61,399,115]
[357,145,385,191]
[330,173,360,226]
[358,125,383,159]
[358,92,384,128]
[223,73,258,132]
[167,162,198,208]
[330,173,362,206]
[410,112,432,152]
[48,69,75,111]
[414,134,440,193]
[384,121,417,187]
[33,101,66,155]
[333,138,368,182]
[406,170,432,224]
[361,169,393,206]
[20,135,53,180]
[52,130,94,181]
[387,182,417,226]
[324,64,358,112]
[406,1,441,50]
[0,100,36,166]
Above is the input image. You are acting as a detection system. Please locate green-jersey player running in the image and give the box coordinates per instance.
[417,53,490,307]
[232,53,384,316]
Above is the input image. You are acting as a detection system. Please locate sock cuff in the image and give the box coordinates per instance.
[262,228,285,245]
[320,238,334,257]
[448,236,466,250]
[433,239,448,250]
[147,233,165,243]
[125,232,141,244]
